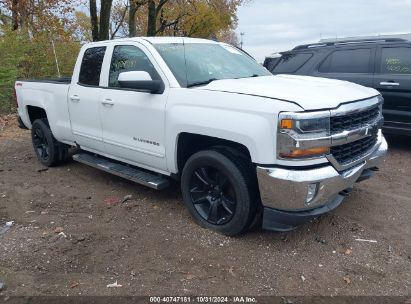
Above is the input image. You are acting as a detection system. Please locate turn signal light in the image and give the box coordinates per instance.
[280,147,330,158]
[280,119,293,129]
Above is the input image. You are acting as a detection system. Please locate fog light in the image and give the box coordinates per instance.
[306,183,318,204]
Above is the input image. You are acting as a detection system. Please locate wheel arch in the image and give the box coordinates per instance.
[27,105,48,125]
[175,132,253,175]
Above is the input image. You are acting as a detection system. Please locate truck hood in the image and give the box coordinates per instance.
[197,75,379,110]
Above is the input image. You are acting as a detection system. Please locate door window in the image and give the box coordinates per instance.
[109,45,160,87]
[381,47,411,74]
[271,53,313,73]
[78,47,106,86]
[319,48,371,73]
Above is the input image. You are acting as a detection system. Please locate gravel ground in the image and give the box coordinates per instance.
[0,115,410,296]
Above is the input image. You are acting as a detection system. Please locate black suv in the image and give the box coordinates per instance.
[264,38,411,136]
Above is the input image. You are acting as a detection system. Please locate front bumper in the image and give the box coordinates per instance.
[257,134,388,231]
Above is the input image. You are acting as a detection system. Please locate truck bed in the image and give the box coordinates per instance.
[17,77,72,84]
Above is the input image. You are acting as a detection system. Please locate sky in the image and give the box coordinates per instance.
[236,0,411,62]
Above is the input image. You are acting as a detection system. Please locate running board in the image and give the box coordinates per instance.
[72,153,170,190]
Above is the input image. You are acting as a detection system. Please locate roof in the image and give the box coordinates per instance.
[292,37,408,51]
[142,36,218,44]
[319,33,411,43]
[84,36,218,47]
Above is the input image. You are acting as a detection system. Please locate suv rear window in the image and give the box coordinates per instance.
[381,47,411,74]
[271,53,312,73]
[79,47,106,86]
[319,48,371,73]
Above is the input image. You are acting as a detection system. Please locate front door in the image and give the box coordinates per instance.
[100,44,168,172]
[68,46,106,152]
[374,45,411,127]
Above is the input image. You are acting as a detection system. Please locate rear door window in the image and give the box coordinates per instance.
[319,48,372,73]
[380,47,411,74]
[79,47,106,86]
[271,53,312,73]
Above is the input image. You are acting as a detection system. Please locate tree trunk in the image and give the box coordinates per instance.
[99,0,113,40]
[146,0,156,36]
[129,0,137,37]
[89,0,99,41]
[11,0,18,30]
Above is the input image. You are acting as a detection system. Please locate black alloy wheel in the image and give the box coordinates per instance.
[33,126,50,163]
[181,149,259,236]
[189,166,236,225]
[31,118,69,167]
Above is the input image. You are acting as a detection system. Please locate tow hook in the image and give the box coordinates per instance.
[339,188,353,197]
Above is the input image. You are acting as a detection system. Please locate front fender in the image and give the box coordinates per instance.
[165,89,302,173]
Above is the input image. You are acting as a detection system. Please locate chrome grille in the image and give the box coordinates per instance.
[330,105,379,134]
[331,132,378,165]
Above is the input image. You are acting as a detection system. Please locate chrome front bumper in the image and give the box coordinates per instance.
[257,134,388,212]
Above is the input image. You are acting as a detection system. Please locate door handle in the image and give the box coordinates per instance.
[101,99,114,107]
[380,81,400,86]
[70,95,80,102]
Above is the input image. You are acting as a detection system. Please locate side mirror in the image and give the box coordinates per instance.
[118,71,164,94]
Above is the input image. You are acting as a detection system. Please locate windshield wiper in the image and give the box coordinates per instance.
[187,78,217,88]
[234,74,261,80]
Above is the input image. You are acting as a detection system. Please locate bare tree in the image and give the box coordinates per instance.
[99,0,113,40]
[11,0,18,30]
[89,0,114,41]
[89,0,99,41]
[129,0,145,37]
[147,0,169,36]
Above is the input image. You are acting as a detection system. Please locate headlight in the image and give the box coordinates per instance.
[280,117,330,134]
[278,112,331,159]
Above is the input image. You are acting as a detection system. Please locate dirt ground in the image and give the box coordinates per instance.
[0,115,410,296]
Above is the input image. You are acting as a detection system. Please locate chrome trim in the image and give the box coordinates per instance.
[277,96,383,167]
[278,116,383,152]
[258,134,388,211]
[327,130,383,171]
[279,110,330,120]
[330,116,383,146]
[329,95,381,117]
[380,82,400,86]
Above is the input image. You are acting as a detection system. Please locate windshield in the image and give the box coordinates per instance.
[154,43,271,87]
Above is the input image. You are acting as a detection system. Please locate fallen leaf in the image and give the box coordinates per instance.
[54,227,64,233]
[104,197,121,206]
[345,248,352,255]
[107,281,122,288]
[343,277,351,284]
[121,194,133,204]
[70,282,79,289]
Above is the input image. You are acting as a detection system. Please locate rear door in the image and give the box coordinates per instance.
[314,47,375,87]
[374,44,411,125]
[68,46,107,152]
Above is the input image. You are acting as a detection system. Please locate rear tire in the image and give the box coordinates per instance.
[31,118,69,167]
[181,149,259,236]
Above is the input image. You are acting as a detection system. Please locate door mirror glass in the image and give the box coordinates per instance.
[118,71,164,94]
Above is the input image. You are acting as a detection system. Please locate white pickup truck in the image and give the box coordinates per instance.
[15,37,387,236]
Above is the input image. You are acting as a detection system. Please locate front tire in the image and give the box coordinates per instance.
[181,149,258,236]
[31,118,69,167]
